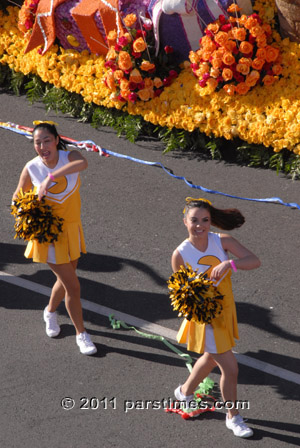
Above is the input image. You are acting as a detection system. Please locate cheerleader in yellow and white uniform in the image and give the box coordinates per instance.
[172,197,260,437]
[13,122,96,355]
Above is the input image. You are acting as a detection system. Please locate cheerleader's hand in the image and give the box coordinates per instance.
[210,260,231,282]
[38,176,52,200]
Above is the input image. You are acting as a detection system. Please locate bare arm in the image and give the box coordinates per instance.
[171,249,185,272]
[37,150,88,200]
[12,166,33,200]
[210,233,261,281]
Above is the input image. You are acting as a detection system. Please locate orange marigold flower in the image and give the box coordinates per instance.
[236,62,250,76]
[265,45,280,63]
[256,48,267,60]
[214,31,228,47]
[123,14,137,28]
[240,41,253,54]
[223,83,236,96]
[133,37,147,53]
[222,51,235,66]
[235,82,250,95]
[251,58,265,70]
[114,70,124,81]
[118,51,133,71]
[129,68,142,83]
[262,74,275,86]
[222,68,233,81]
[140,60,156,71]
[232,27,247,41]
[272,64,282,76]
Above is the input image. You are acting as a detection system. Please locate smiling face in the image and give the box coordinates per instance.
[184,206,211,242]
[33,128,59,168]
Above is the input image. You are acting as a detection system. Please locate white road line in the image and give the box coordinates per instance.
[1,270,300,385]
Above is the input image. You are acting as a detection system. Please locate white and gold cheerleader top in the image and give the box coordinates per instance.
[24,150,86,264]
[176,232,239,354]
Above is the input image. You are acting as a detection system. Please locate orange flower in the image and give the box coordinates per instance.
[251,58,265,70]
[250,25,264,38]
[262,75,275,86]
[214,31,228,47]
[239,41,253,54]
[224,40,237,53]
[138,88,152,101]
[222,51,235,66]
[256,48,267,60]
[211,58,223,69]
[114,70,124,81]
[256,35,267,48]
[144,78,153,89]
[272,64,282,76]
[140,60,156,71]
[245,70,260,87]
[265,46,279,63]
[133,37,147,53]
[106,71,116,91]
[238,15,248,26]
[236,62,250,76]
[227,4,241,13]
[120,78,130,91]
[118,51,133,71]
[223,83,236,96]
[203,39,216,53]
[153,77,163,88]
[235,82,250,95]
[222,68,233,81]
[244,17,258,30]
[210,67,220,78]
[129,68,142,83]
[207,23,220,34]
[106,47,117,60]
[123,14,137,28]
[202,50,213,61]
[239,57,252,66]
[107,30,117,47]
[206,78,218,91]
[124,32,132,43]
[232,27,246,41]
[120,89,130,100]
[189,51,200,64]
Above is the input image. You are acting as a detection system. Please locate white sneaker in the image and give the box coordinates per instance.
[76,332,97,355]
[43,307,60,337]
[226,414,254,438]
[174,385,195,408]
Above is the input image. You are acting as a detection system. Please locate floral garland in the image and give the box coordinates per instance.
[190,3,282,96]
[167,264,224,324]
[2,2,300,155]
[11,188,64,243]
[104,13,179,103]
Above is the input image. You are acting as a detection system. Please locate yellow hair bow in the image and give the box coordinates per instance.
[183,197,212,214]
[33,120,58,126]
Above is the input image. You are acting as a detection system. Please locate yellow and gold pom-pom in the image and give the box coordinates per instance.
[11,189,64,244]
[167,263,223,324]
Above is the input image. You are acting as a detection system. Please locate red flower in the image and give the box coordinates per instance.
[128,92,138,102]
[137,81,145,89]
[132,51,142,59]
[220,24,231,32]
[164,45,174,54]
[249,35,256,44]
[118,36,128,47]
[219,15,226,24]
[129,81,138,90]
[169,70,178,78]
[136,30,147,38]
[154,88,163,97]
[205,30,214,37]
[199,79,207,87]
[163,76,172,86]
[115,43,122,52]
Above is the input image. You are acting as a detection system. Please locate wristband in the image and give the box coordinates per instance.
[48,173,55,181]
[229,260,237,272]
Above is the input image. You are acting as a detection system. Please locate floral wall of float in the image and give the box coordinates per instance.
[1,1,300,155]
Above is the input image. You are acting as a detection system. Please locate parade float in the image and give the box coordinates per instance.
[1,0,300,177]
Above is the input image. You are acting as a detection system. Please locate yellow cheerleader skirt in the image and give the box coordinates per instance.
[24,221,86,264]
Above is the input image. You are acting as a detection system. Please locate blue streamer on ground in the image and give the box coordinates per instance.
[1,121,299,210]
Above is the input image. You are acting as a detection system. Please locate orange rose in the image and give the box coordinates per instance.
[256,48,266,60]
[144,78,153,89]
[235,82,250,95]
[245,70,260,87]
[262,23,272,35]
[244,17,258,30]
[123,14,137,28]
[222,51,235,66]
[272,64,282,76]
[206,78,218,91]
[211,58,223,69]
[265,45,280,63]
[227,4,241,13]
[124,32,132,43]
[250,25,264,38]
[223,83,236,96]
[210,68,220,78]
[239,57,252,66]
[107,30,117,46]
[214,31,228,47]
[118,51,133,71]
[232,27,246,41]
[106,71,116,91]
[133,37,147,53]
[222,68,233,81]
[251,58,265,70]
[138,88,152,101]
[207,23,220,34]
[224,40,237,52]
[236,63,250,76]
[106,47,117,61]
[153,77,163,88]
[189,51,200,64]
[129,68,142,83]
[262,75,275,86]
[238,15,248,26]
[120,89,130,100]
[114,70,124,81]
[202,50,213,61]
[239,41,253,54]
[120,78,130,91]
[140,60,156,71]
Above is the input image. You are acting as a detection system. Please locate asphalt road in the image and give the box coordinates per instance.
[0,92,299,447]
